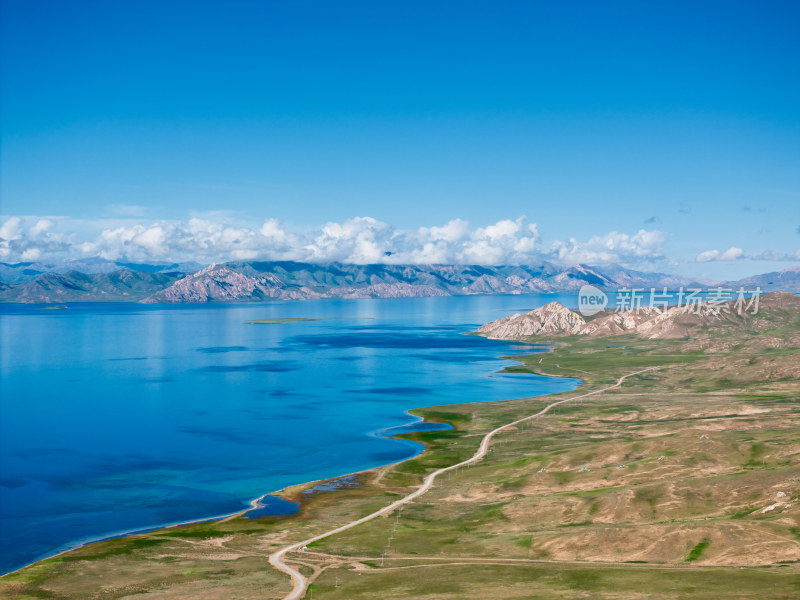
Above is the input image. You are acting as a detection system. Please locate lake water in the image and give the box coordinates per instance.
[0,294,579,573]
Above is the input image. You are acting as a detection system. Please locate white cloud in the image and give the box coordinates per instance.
[304,217,392,263]
[9,214,791,273]
[21,247,42,261]
[30,219,55,237]
[4,214,537,265]
[259,218,291,243]
[0,217,24,242]
[696,250,720,263]
[418,218,469,243]
[696,246,745,262]
[1,217,24,260]
[456,217,540,264]
[693,246,800,264]
[297,216,540,265]
[750,249,800,261]
[1,216,75,262]
[719,247,744,261]
[550,229,669,265]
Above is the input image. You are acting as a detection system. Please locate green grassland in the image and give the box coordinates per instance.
[3,314,799,599]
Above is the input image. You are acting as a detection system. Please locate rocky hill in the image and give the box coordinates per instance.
[478,291,800,341]
[477,301,587,337]
[140,264,316,303]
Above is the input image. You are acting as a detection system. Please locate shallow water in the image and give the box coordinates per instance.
[0,294,579,573]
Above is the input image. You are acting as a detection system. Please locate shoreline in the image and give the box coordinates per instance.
[270,367,638,600]
[0,411,480,577]
[0,413,441,578]
[1,351,579,579]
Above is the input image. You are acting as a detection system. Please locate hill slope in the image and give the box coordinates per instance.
[0,269,185,303]
[478,291,800,342]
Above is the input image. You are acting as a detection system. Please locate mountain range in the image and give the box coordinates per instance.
[0,259,797,303]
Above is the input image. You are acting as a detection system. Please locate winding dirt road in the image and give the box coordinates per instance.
[269,367,660,600]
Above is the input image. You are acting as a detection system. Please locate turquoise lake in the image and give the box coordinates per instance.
[0,295,579,573]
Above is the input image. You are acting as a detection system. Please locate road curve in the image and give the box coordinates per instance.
[269,367,660,600]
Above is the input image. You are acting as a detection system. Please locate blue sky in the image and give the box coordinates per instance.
[1,0,798,277]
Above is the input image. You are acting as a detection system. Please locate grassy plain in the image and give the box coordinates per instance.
[3,309,799,599]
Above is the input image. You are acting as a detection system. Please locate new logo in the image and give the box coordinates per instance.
[577,284,608,316]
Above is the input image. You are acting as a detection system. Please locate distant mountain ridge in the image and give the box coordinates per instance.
[0,259,797,303]
[139,261,712,303]
[0,259,203,284]
[0,269,185,303]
